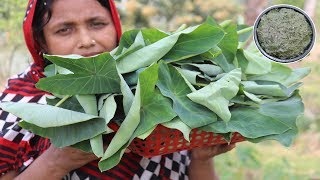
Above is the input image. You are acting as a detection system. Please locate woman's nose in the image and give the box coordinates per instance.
[78,29,96,49]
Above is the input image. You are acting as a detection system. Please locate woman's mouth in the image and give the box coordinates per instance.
[81,52,102,57]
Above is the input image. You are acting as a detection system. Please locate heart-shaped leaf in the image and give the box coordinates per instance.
[36,53,121,95]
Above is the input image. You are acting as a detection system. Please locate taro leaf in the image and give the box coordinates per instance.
[248,65,310,87]
[187,68,241,122]
[246,129,296,147]
[246,62,291,83]
[243,91,262,103]
[0,102,99,127]
[76,95,98,115]
[211,48,235,72]
[90,134,104,158]
[201,46,223,61]
[178,71,197,92]
[247,93,303,146]
[191,64,223,77]
[99,94,117,124]
[113,28,168,57]
[112,31,146,61]
[37,53,121,95]
[162,23,225,62]
[98,94,111,111]
[99,142,129,171]
[157,63,217,128]
[259,93,303,130]
[119,73,134,115]
[44,64,73,77]
[113,28,170,60]
[205,16,219,26]
[116,25,198,73]
[46,96,85,113]
[113,29,140,56]
[174,54,207,64]
[19,117,106,147]
[99,94,117,133]
[122,68,146,86]
[162,117,192,142]
[200,107,290,139]
[239,49,272,75]
[180,63,223,77]
[141,28,169,45]
[217,22,238,64]
[132,63,177,137]
[219,132,233,142]
[238,24,253,42]
[101,82,141,162]
[71,140,92,153]
[74,94,102,157]
[99,63,179,170]
[241,81,286,97]
[117,23,224,73]
[282,67,311,86]
[242,81,302,97]
[137,126,157,139]
[236,49,248,72]
[176,68,201,85]
[43,64,56,77]
[201,93,302,140]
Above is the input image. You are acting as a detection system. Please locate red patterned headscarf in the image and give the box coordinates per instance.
[3,0,122,96]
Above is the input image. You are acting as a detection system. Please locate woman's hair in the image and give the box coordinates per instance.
[32,0,111,51]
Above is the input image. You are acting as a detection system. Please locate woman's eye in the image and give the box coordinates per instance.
[91,22,107,28]
[56,27,72,35]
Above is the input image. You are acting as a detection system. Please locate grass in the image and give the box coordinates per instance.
[214,133,320,179]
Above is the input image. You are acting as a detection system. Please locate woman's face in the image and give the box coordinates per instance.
[43,0,117,57]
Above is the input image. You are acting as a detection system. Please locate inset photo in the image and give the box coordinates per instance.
[254,4,316,63]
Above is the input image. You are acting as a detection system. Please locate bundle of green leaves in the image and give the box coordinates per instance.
[0,17,310,171]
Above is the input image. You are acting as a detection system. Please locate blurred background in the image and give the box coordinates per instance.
[0,0,319,179]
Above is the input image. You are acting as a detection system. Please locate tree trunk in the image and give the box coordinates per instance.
[244,0,268,25]
[304,0,317,19]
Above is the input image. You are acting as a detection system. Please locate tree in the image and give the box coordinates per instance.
[116,0,243,31]
[0,0,28,83]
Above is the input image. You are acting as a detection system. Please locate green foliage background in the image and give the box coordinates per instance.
[0,0,26,46]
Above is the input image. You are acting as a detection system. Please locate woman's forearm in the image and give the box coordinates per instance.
[7,144,96,180]
[14,149,69,180]
[188,159,219,180]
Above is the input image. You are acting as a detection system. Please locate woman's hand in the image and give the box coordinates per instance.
[12,144,98,180]
[191,143,236,162]
[189,144,236,180]
[45,144,98,174]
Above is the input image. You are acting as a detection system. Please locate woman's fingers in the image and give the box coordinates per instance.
[209,143,236,156]
[191,143,236,161]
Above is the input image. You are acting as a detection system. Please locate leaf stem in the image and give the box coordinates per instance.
[237,26,253,35]
[219,20,232,28]
[55,95,71,107]
[174,24,187,33]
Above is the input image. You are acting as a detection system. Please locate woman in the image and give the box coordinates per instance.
[0,0,235,179]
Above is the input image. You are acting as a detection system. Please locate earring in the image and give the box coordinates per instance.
[92,40,96,44]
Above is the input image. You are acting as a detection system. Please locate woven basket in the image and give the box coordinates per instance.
[109,123,245,157]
